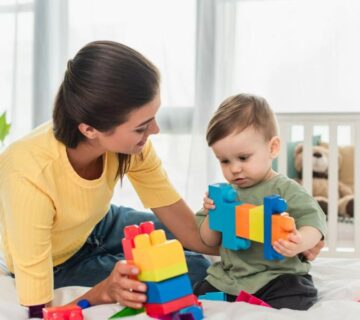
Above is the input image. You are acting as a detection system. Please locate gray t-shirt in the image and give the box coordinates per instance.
[196,174,327,296]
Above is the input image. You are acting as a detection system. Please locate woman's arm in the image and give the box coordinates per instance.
[152,199,219,255]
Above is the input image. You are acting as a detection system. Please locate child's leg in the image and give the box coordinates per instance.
[254,274,317,310]
[193,280,237,302]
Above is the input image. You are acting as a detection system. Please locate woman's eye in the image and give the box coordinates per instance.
[135,125,148,133]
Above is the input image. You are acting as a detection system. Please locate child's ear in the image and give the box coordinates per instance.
[269,136,280,159]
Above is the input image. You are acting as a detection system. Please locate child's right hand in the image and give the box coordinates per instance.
[202,192,215,214]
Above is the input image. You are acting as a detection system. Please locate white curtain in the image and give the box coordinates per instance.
[3,0,360,212]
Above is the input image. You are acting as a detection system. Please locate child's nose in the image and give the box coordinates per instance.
[230,163,242,173]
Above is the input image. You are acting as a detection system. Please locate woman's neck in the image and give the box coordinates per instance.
[66,142,104,180]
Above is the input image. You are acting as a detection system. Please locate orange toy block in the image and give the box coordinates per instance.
[271,213,295,244]
[132,229,188,281]
[146,294,199,317]
[235,203,255,239]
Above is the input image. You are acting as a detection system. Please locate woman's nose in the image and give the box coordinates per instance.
[148,119,160,135]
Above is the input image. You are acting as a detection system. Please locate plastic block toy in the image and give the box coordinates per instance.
[208,183,251,250]
[146,274,193,304]
[122,223,203,320]
[235,290,271,307]
[132,229,188,281]
[209,183,295,260]
[263,195,289,260]
[43,305,83,320]
[173,305,204,320]
[122,222,155,260]
[146,294,199,318]
[198,291,227,301]
[108,307,145,319]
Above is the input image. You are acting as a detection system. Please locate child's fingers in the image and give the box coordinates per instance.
[203,194,215,211]
[273,239,297,257]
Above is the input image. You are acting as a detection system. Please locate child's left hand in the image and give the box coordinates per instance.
[273,229,303,257]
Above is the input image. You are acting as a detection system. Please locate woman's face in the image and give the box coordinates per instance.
[93,93,161,154]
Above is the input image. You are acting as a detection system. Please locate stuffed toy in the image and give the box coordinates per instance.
[294,143,354,219]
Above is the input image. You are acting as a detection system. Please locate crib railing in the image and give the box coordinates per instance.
[276,113,360,258]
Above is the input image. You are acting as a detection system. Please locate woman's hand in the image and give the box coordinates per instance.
[202,192,215,214]
[99,261,147,309]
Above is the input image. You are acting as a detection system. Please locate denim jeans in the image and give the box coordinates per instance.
[53,205,210,288]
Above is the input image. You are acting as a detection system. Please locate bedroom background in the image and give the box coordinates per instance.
[1,0,360,258]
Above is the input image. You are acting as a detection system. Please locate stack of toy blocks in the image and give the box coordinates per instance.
[209,183,295,260]
[122,222,203,320]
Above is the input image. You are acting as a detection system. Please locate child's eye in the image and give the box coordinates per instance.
[239,156,249,161]
[220,159,229,164]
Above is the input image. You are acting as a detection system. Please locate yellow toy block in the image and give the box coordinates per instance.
[132,229,188,282]
[249,205,264,243]
[235,203,255,239]
[271,213,295,244]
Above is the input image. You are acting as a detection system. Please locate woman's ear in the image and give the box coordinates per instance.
[78,123,97,140]
[269,136,280,159]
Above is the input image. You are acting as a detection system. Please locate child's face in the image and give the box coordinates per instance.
[211,126,279,188]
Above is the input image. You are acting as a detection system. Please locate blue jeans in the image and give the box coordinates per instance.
[54,205,210,288]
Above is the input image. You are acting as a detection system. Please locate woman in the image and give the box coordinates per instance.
[0,41,214,317]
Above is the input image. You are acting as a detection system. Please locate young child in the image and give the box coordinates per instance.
[194,93,327,310]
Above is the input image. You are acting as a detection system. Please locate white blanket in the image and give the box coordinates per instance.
[1,257,360,319]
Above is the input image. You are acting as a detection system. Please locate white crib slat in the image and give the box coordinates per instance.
[278,122,288,176]
[354,123,360,257]
[302,124,313,195]
[327,123,338,254]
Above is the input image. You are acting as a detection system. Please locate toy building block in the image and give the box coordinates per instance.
[235,290,271,307]
[132,229,187,281]
[146,274,193,304]
[249,205,264,243]
[108,307,145,319]
[122,222,155,260]
[235,203,254,239]
[198,291,227,301]
[173,305,204,320]
[43,305,83,320]
[146,294,199,318]
[208,183,251,250]
[263,195,288,260]
[271,213,295,244]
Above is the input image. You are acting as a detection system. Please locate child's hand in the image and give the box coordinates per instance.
[273,229,303,257]
[202,192,215,214]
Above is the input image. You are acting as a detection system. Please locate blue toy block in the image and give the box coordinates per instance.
[263,195,288,260]
[146,274,193,304]
[173,305,204,320]
[208,183,251,250]
[198,292,227,301]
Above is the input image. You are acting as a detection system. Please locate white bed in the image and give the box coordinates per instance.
[2,113,360,319]
[1,257,360,320]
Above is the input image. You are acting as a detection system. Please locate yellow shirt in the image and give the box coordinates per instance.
[0,122,180,305]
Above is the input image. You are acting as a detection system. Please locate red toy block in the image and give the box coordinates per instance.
[235,290,271,307]
[122,222,155,260]
[271,213,295,244]
[43,305,83,320]
[146,294,199,317]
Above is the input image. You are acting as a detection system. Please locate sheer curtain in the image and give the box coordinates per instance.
[3,0,360,212]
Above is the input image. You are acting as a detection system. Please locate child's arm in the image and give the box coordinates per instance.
[199,192,222,247]
[273,226,322,258]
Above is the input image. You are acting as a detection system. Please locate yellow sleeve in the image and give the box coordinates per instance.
[1,174,54,306]
[127,140,181,208]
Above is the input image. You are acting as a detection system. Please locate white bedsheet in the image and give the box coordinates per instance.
[1,257,360,320]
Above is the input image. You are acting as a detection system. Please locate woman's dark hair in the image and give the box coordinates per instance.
[53,40,160,180]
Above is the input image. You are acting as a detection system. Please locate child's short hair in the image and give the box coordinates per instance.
[206,93,278,146]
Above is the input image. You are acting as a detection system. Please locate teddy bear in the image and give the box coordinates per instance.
[293,143,354,219]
